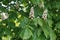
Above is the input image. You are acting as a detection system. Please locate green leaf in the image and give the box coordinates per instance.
[55,22,60,29]
[32,29,45,40]
[45,0,60,9]
[2,0,11,5]
[20,17,29,28]
[52,1,60,9]
[46,19,53,27]
[38,18,50,38]
[19,28,33,39]
[50,30,56,40]
[8,22,15,29]
[36,29,42,37]
[31,0,41,5]
[34,6,43,18]
[38,18,43,27]
[33,18,38,26]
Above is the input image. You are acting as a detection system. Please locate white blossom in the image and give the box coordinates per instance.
[29,7,34,19]
[11,1,15,4]
[2,4,7,7]
[1,12,9,20]
[42,9,48,20]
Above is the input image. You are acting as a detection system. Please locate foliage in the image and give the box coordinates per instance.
[0,0,60,40]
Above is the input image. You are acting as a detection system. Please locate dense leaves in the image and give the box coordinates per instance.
[0,0,60,40]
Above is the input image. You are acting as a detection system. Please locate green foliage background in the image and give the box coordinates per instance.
[0,0,60,40]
